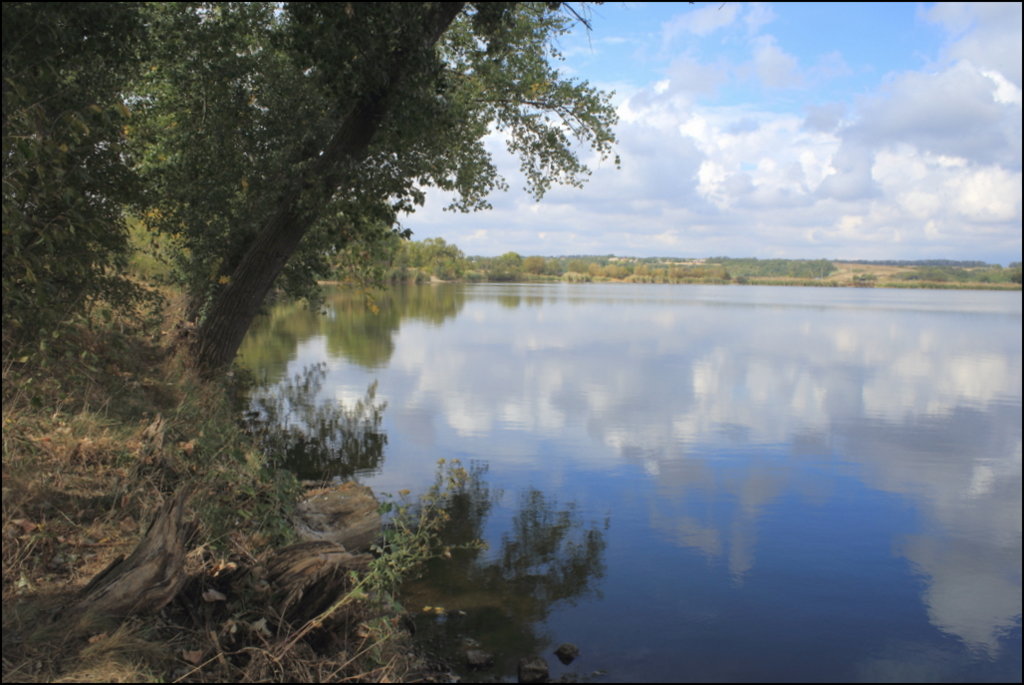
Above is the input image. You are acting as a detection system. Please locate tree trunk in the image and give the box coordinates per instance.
[193,2,466,373]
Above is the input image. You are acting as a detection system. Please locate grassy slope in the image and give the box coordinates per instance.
[1,294,430,683]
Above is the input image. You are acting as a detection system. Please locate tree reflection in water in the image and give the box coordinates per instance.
[244,363,387,481]
[404,462,608,679]
[238,284,467,381]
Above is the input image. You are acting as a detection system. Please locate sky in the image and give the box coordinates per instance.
[406,2,1022,264]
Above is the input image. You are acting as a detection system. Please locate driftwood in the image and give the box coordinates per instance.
[292,481,381,552]
[267,540,371,625]
[68,481,379,638]
[71,487,193,622]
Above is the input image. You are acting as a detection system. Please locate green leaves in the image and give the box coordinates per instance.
[131,3,617,323]
[2,2,147,349]
[5,3,619,369]
[445,3,619,199]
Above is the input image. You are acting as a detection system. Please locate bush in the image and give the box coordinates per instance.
[2,3,146,351]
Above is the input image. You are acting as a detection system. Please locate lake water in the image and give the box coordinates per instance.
[239,283,1022,683]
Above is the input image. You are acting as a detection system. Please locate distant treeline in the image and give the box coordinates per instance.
[711,257,836,280]
[892,263,1021,284]
[331,236,1021,287]
[841,259,990,267]
[379,240,742,283]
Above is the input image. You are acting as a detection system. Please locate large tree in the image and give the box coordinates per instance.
[135,2,617,372]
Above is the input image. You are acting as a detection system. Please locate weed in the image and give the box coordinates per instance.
[370,459,486,600]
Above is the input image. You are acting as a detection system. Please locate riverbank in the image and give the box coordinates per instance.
[1,294,447,683]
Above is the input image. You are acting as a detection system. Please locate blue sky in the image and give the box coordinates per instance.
[409,2,1022,264]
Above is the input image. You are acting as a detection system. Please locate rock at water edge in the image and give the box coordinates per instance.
[554,642,580,665]
[518,655,549,683]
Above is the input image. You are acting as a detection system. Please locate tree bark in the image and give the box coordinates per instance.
[193,2,466,373]
[70,487,193,622]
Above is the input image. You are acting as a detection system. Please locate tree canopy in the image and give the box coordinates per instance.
[2,2,618,368]
[132,2,619,370]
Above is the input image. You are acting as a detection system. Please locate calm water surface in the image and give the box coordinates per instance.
[239,283,1022,683]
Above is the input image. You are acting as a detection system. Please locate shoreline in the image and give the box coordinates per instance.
[324,276,1022,291]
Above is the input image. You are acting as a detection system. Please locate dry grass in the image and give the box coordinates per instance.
[2,298,434,683]
[828,262,913,283]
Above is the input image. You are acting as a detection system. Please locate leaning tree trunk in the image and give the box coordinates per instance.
[193,2,466,374]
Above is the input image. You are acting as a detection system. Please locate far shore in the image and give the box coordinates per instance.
[321,276,1022,292]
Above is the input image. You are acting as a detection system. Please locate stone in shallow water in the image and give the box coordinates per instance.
[518,655,549,683]
[554,642,580,665]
